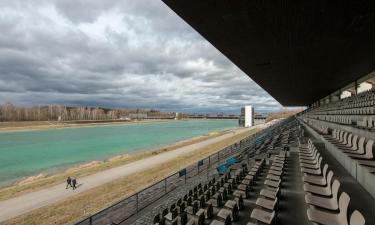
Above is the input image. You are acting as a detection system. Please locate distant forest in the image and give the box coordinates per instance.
[0,102,176,122]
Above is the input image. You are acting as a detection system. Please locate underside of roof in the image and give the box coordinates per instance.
[162,0,375,106]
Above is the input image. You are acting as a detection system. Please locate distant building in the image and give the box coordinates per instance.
[239,105,254,127]
[254,113,267,125]
[129,113,147,119]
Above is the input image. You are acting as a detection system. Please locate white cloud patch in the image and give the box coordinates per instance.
[0,0,282,113]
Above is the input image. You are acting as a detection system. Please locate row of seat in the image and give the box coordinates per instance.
[256,128,295,154]
[153,159,254,225]
[305,114,375,132]
[302,119,329,135]
[303,119,375,166]
[248,153,287,225]
[356,116,375,129]
[308,88,375,115]
[308,105,375,116]
[210,159,266,225]
[324,129,375,172]
[298,139,365,225]
[307,115,353,125]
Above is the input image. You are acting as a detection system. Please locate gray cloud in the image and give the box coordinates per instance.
[0,0,282,113]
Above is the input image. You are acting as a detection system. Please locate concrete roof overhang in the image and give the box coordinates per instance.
[162,0,375,106]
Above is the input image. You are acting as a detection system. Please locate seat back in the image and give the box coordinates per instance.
[346,133,353,147]
[326,171,334,190]
[342,132,348,144]
[317,157,323,170]
[333,129,338,139]
[322,164,329,180]
[338,130,343,141]
[351,135,359,151]
[357,137,366,154]
[367,117,374,128]
[331,180,341,205]
[364,139,374,159]
[337,192,351,225]
[349,210,365,225]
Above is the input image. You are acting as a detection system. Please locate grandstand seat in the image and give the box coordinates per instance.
[305,179,340,210]
[307,192,365,225]
[260,188,280,200]
[302,164,329,186]
[303,171,334,196]
[250,208,276,225]
[255,197,278,211]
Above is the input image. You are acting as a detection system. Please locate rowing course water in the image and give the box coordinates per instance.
[0,119,238,187]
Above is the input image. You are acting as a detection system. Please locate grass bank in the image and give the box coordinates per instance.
[1,128,258,225]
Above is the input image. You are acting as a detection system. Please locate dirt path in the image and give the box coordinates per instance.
[0,127,254,222]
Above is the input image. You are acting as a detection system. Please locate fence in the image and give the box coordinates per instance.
[74,122,284,225]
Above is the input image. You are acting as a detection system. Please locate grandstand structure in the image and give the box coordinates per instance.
[73,1,375,225]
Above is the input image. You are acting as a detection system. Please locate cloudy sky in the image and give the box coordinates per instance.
[0,0,282,113]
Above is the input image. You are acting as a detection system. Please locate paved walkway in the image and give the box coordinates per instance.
[0,126,257,223]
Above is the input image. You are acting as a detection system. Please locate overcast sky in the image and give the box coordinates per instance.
[0,0,282,113]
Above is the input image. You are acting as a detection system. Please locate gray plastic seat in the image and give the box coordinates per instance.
[346,139,374,159]
[250,208,275,224]
[300,152,320,165]
[301,156,322,169]
[305,179,340,210]
[301,157,323,175]
[339,135,358,151]
[343,137,365,154]
[303,171,333,196]
[256,197,278,211]
[260,188,280,200]
[336,133,353,148]
[307,192,365,225]
[303,164,329,186]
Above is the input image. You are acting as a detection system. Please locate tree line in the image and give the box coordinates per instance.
[0,102,176,122]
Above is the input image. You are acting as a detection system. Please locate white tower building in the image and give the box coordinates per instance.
[239,105,254,127]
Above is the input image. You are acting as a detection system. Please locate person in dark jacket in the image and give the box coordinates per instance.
[72,177,77,190]
[66,176,72,189]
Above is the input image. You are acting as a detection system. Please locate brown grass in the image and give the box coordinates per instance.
[1,128,258,225]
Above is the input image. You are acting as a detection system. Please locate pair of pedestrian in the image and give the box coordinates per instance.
[66,176,77,190]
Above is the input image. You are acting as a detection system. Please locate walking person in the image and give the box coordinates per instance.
[66,176,72,189]
[72,177,77,190]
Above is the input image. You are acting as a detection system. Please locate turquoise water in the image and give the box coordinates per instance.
[0,120,237,186]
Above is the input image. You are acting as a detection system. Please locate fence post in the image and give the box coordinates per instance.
[89,216,92,225]
[185,173,187,184]
[164,179,167,193]
[136,193,139,213]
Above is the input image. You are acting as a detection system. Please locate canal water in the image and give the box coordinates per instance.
[0,120,237,186]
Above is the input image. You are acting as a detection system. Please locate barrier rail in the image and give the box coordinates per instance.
[74,122,284,225]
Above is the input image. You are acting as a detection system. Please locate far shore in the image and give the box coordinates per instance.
[0,118,238,133]
[0,126,238,201]
[0,119,175,133]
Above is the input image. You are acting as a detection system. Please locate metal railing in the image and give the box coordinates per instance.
[74,123,282,225]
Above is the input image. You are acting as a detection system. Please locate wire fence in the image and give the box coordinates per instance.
[74,123,282,225]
